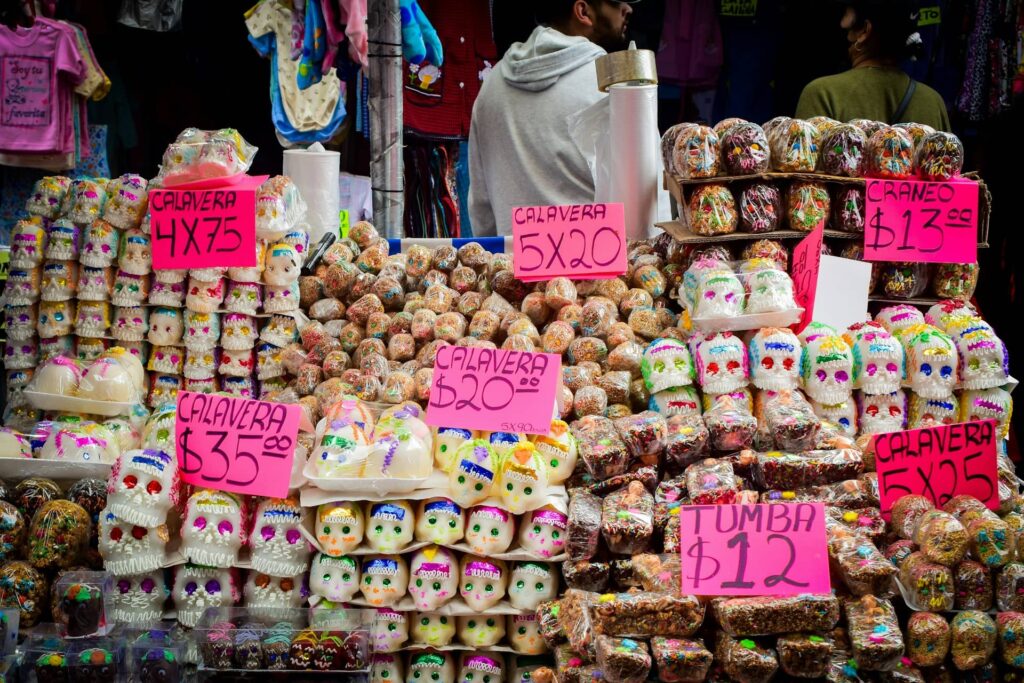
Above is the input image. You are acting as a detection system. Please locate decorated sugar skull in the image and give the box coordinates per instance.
[148,279,185,306]
[184,376,218,394]
[102,417,141,451]
[148,347,185,375]
[366,501,416,552]
[373,653,406,683]
[954,322,1009,390]
[314,419,372,478]
[694,271,745,318]
[458,653,504,683]
[185,346,219,380]
[902,325,958,399]
[221,375,254,399]
[40,260,77,301]
[412,613,456,647]
[282,228,310,256]
[77,266,113,302]
[409,546,459,611]
[459,555,507,611]
[360,555,409,607]
[745,268,796,314]
[3,268,40,305]
[38,335,74,362]
[449,439,497,507]
[107,448,178,527]
[98,507,169,574]
[81,219,120,268]
[6,304,36,339]
[680,258,731,310]
[811,398,858,436]
[498,442,549,514]
[489,431,527,462]
[857,390,907,435]
[264,242,301,286]
[416,498,465,545]
[76,337,108,362]
[250,496,312,576]
[10,219,47,268]
[875,305,925,335]
[508,615,546,654]
[112,270,149,306]
[310,553,361,603]
[186,277,225,313]
[244,572,307,614]
[257,342,286,379]
[181,489,245,567]
[74,300,111,338]
[264,282,299,312]
[641,338,694,394]
[225,281,263,315]
[103,173,148,228]
[228,240,267,283]
[407,652,455,683]
[4,338,38,370]
[848,327,904,395]
[40,421,119,463]
[45,220,80,261]
[797,321,838,345]
[261,313,299,346]
[112,305,149,342]
[172,564,238,628]
[185,311,221,349]
[26,175,70,218]
[961,388,1014,440]
[433,427,476,472]
[465,506,515,555]
[748,327,801,391]
[219,313,258,351]
[117,229,152,276]
[909,393,959,429]
[316,502,365,556]
[256,177,305,240]
[696,332,749,395]
[531,420,577,484]
[110,571,167,623]
[366,405,434,479]
[146,307,183,346]
[926,300,978,330]
[508,562,558,611]
[801,335,854,404]
[372,609,409,653]
[68,179,108,223]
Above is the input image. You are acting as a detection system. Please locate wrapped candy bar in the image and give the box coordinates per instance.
[827,527,896,596]
[996,612,1024,669]
[591,592,704,638]
[954,560,993,611]
[761,390,820,451]
[752,449,863,489]
[913,510,968,566]
[715,595,840,637]
[664,415,709,470]
[703,397,757,452]
[601,481,654,554]
[651,637,713,683]
[563,560,610,592]
[737,183,783,233]
[613,411,667,465]
[951,611,996,671]
[715,631,778,683]
[685,458,738,505]
[631,553,681,595]
[559,590,597,656]
[537,599,566,647]
[777,633,833,679]
[571,415,630,481]
[996,563,1024,611]
[567,491,602,561]
[687,184,737,236]
[586,466,658,497]
[879,262,929,299]
[595,636,651,683]
[907,612,951,668]
[827,507,886,542]
[892,495,935,540]
[899,552,955,611]
[846,595,904,671]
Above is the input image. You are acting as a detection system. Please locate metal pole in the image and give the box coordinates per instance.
[368,0,405,238]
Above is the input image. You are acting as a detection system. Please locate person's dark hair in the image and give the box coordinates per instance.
[848,0,922,61]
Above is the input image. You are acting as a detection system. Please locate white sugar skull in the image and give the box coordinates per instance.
[228,240,267,283]
[811,398,858,437]
[373,654,406,683]
[955,324,1009,390]
[68,179,108,223]
[10,219,47,268]
[5,305,36,340]
[102,417,141,451]
[507,615,546,654]
[4,267,40,305]
[26,175,70,218]
[909,393,959,429]
[112,305,149,342]
[221,376,254,399]
[225,281,263,315]
[244,572,307,615]
[45,221,79,261]
[372,609,409,653]
[185,346,219,380]
[314,419,372,478]
[365,501,416,552]
[465,506,515,555]
[745,268,796,314]
[108,448,179,527]
[694,272,745,318]
[261,313,299,346]
[103,173,149,229]
[696,332,750,395]
[641,338,694,394]
[433,427,476,472]
[40,260,77,301]
[412,613,456,647]
[316,502,365,556]
[251,496,312,576]
[110,571,167,623]
[961,388,1014,440]
[3,338,38,370]
[184,376,218,394]
[118,229,152,276]
[926,300,979,330]
[74,301,110,338]
[649,384,702,418]
[147,307,183,346]
[40,421,119,463]
[531,420,577,485]
[415,498,465,545]
[406,652,455,683]
[221,313,258,352]
[903,325,958,399]
[498,442,549,514]
[857,390,907,435]
[148,280,185,307]
[797,322,838,346]
[409,546,459,611]
[77,266,113,302]
[112,270,149,306]
[181,489,245,567]
[876,305,925,335]
[456,616,505,648]
[360,555,409,607]
[185,311,221,349]
[458,653,504,683]
[680,258,731,310]
[186,277,225,313]
[264,243,301,285]
[518,506,568,559]
[849,328,904,395]
[81,219,120,268]
[459,555,507,611]
[801,335,854,404]
[77,337,109,362]
[256,177,304,241]
[748,327,801,391]
[508,562,558,611]
[310,553,361,603]
[257,342,285,379]
[449,439,497,507]
[97,507,169,574]
[367,405,434,479]
[172,564,238,628]
[148,347,184,375]
[263,282,299,312]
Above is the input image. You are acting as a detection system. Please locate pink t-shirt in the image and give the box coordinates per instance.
[0,20,84,153]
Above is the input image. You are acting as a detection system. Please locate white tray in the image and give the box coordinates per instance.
[24,390,136,417]
[691,308,804,333]
[301,459,428,494]
[0,457,112,481]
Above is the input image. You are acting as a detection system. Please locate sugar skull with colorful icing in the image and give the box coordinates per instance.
[902,324,959,399]
[257,342,286,379]
[649,384,702,418]
[118,229,152,276]
[811,398,858,436]
[112,305,149,342]
[745,268,797,314]
[38,301,73,337]
[26,175,70,218]
[415,498,465,545]
[360,555,409,607]
[221,313,258,351]
[696,332,749,395]
[186,277,225,313]
[857,390,907,435]
[264,243,301,286]
[103,174,149,229]
[4,305,36,341]
[507,614,546,654]
[73,301,110,338]
[909,393,959,429]
[225,280,263,315]
[508,562,558,611]
[40,421,119,463]
[748,327,801,391]
[45,220,79,261]
[107,448,179,527]
[250,496,312,577]
[409,546,459,611]
[640,338,695,394]
[366,501,416,552]
[848,326,904,395]
[4,268,40,306]
[433,427,476,472]
[954,322,1009,390]
[316,502,365,556]
[801,335,854,404]
[172,564,239,628]
[366,405,434,479]
[530,420,577,484]
[40,260,77,302]
[261,313,299,346]
[263,281,299,313]
[498,441,549,514]
[694,271,745,318]
[10,219,47,268]
[181,489,246,567]
[244,572,307,614]
[372,609,409,653]
[68,179,108,223]
[459,555,507,611]
[185,311,221,349]
[458,653,503,683]
[310,553,361,603]
[961,388,1014,440]
[228,240,267,283]
[406,652,455,683]
[465,506,515,555]
[412,613,456,647]
[875,304,925,335]
[448,439,497,507]
[314,419,372,478]
[109,571,167,623]
[148,347,184,377]
[256,177,305,240]
[373,653,406,683]
[146,307,183,347]
[81,219,120,268]
[185,346,219,380]
[98,504,170,574]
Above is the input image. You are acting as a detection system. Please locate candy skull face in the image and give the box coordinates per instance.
[69,180,108,223]
[696,332,750,395]
[77,266,113,301]
[365,501,416,553]
[104,174,149,229]
[507,614,545,654]
[261,313,299,346]
[112,305,149,341]
[119,229,152,276]
[146,307,183,346]
[694,273,745,318]
[372,609,409,653]
[81,220,120,268]
[221,312,258,350]
[498,442,548,514]
[850,329,904,395]
[228,240,267,283]
[406,652,455,683]
[112,270,149,306]
[221,376,254,399]
[110,571,167,623]
[748,327,801,391]
[45,221,79,260]
[903,325,958,399]
[243,572,307,613]
[641,338,695,395]
[811,398,858,436]
[508,562,558,611]
[366,407,434,480]
[263,282,299,312]
[108,448,178,527]
[225,281,263,314]
[172,564,237,628]
[185,311,220,348]
[185,347,219,380]
[458,654,503,683]
[409,546,459,611]
[40,261,76,301]
[37,302,74,337]
[10,220,47,268]
[459,556,507,611]
[74,301,110,337]
[961,388,1014,440]
[310,553,360,602]
[181,489,244,568]
[746,269,796,314]
[26,175,70,218]
[465,506,515,555]
[98,508,169,575]
[3,268,40,305]
[373,654,406,683]
[251,497,312,577]
[415,498,465,545]
[264,243,301,285]
[360,555,409,607]
[875,305,925,335]
[909,393,959,429]
[520,505,569,557]
[955,324,1009,390]
[412,613,456,647]
[857,390,907,435]
[532,420,577,484]
[257,342,285,379]
[314,421,372,478]
[801,335,854,404]
[3,338,38,370]
[148,347,184,375]
[186,278,225,312]
[316,502,365,556]
[433,427,475,472]
[449,440,497,507]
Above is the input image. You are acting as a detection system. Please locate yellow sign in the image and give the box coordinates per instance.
[919,6,941,26]
[339,210,350,239]
[721,0,757,17]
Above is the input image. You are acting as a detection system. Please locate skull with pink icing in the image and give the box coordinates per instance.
[518,506,568,558]
[371,608,409,653]
[181,489,246,568]
[847,325,904,395]
[408,545,459,611]
[81,219,120,268]
[9,219,47,269]
[465,506,515,555]
[459,555,507,611]
[457,653,503,683]
[250,496,312,577]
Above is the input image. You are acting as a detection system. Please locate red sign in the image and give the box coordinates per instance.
[864,178,979,264]
[150,174,266,270]
[790,225,824,334]
[425,346,561,435]
[175,391,301,498]
[874,420,999,519]
[512,203,627,281]
[679,503,830,596]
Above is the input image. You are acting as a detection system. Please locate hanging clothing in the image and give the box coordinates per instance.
[957,0,1018,122]
[117,0,184,32]
[656,0,723,89]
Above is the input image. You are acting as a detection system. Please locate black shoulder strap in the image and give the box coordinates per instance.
[892,77,918,124]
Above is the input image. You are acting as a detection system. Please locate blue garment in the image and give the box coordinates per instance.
[297,0,327,89]
[456,140,473,237]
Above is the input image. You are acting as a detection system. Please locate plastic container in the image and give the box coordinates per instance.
[53,571,113,638]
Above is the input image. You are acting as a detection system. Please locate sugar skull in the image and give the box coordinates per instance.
[459,555,507,611]
[811,398,858,437]
[257,342,285,379]
[264,243,301,286]
[857,390,907,435]
[40,260,77,302]
[172,564,239,628]
[5,305,37,340]
[76,338,109,362]
[406,652,455,683]
[640,338,695,395]
[748,327,801,391]
[507,614,546,654]
[521,505,570,559]
[228,240,267,283]
[696,332,750,395]
[449,439,497,507]
[76,265,113,302]
[909,393,959,429]
[365,501,416,552]
[26,175,70,218]
[508,562,558,611]
[112,270,149,306]
[68,179,108,223]
[366,405,434,479]
[289,629,320,670]
[256,176,305,241]
[181,489,245,568]
[148,347,185,375]
[412,613,456,647]
[39,420,119,463]
[433,427,476,472]
[261,313,300,346]
[310,553,361,603]
[80,219,120,269]
[186,277,225,313]
[107,448,179,527]
[314,419,372,478]
[961,388,1014,440]
[45,221,80,261]
[74,301,111,338]
[264,282,300,313]
[97,508,169,574]
[458,653,504,683]
[745,268,796,314]
[848,327,904,395]
[250,496,312,577]
[112,305,149,342]
[875,305,925,335]
[372,609,410,653]
[221,376,254,399]
[954,323,1009,390]
[102,416,141,451]
[3,267,40,306]
[415,498,465,545]
[360,555,410,607]
[408,546,459,611]
[3,338,38,370]
[225,280,263,315]
[316,502,365,556]
[109,571,167,623]
[693,272,744,319]
[243,572,308,615]
[926,300,978,330]
[185,310,221,349]
[217,347,254,378]
[10,219,47,269]
[148,279,185,307]
[103,173,149,229]
[146,307,183,346]
[902,325,958,399]
[373,653,406,683]
[185,346,219,380]
[117,229,152,276]
[801,335,854,404]
[184,376,218,394]
[498,442,549,514]
[465,506,515,555]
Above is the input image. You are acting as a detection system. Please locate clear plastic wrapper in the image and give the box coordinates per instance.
[672,125,720,179]
[951,610,996,671]
[954,560,993,611]
[996,562,1024,611]
[827,506,886,541]
[571,416,630,481]
[554,644,592,683]
[563,560,610,593]
[996,611,1024,668]
[833,186,866,233]
[715,594,840,637]
[737,182,783,233]
[703,399,757,453]
[907,612,951,668]
[722,123,770,175]
[687,184,737,236]
[158,128,257,186]
[769,118,820,172]
[537,599,566,648]
[613,411,667,466]
[787,181,830,232]
[559,589,598,656]
[899,552,955,611]
[651,637,713,683]
[255,176,308,241]
[819,124,867,177]
[827,526,896,596]
[591,592,703,638]
[912,510,968,567]
[685,457,738,504]
[932,263,979,301]
[893,495,936,540]
[567,491,602,562]
[601,481,654,554]
[917,131,965,181]
[631,553,681,596]
[777,633,833,679]
[595,635,651,683]
[753,448,863,489]
[868,127,916,179]
[761,390,820,450]
[845,595,904,671]
[879,262,930,299]
[53,571,111,638]
[664,415,709,469]
[715,631,778,683]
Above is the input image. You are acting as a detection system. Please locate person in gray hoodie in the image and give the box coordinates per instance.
[469,1,634,236]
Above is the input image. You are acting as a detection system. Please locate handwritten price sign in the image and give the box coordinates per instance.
[679,503,830,596]
[874,420,999,519]
[175,391,301,498]
[864,178,979,264]
[512,203,627,281]
[790,225,823,334]
[425,346,561,435]
[151,175,266,270]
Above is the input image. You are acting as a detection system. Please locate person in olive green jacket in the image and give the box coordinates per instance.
[796,0,951,131]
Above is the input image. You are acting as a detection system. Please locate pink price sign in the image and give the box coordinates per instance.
[425,346,561,435]
[679,503,830,596]
[864,178,979,264]
[790,225,823,335]
[874,420,999,519]
[175,391,302,498]
[512,203,627,281]
[150,174,267,270]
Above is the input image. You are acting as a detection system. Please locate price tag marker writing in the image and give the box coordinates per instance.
[790,225,823,334]
[513,203,627,281]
